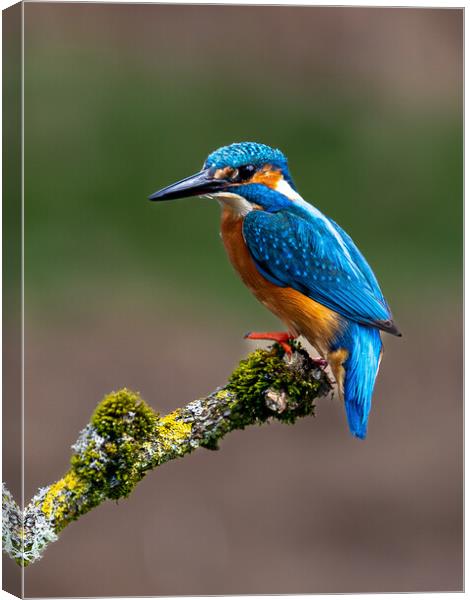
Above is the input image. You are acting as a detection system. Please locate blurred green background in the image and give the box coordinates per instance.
[22,4,461,317]
[9,3,463,596]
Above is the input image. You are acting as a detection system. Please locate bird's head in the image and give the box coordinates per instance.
[149,142,299,214]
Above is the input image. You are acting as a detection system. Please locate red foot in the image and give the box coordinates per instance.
[244,331,295,355]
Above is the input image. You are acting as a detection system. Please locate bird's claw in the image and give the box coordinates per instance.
[244,331,295,355]
[279,342,293,355]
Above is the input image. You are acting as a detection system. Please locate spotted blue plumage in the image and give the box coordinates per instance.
[242,203,390,439]
[223,170,398,440]
[243,204,392,330]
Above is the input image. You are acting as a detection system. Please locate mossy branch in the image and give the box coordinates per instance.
[2,343,331,566]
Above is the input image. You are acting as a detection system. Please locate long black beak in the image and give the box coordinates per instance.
[148,169,229,201]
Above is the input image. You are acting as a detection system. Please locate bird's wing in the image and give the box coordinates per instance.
[243,209,397,333]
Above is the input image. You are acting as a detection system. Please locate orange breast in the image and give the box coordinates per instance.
[220,207,342,357]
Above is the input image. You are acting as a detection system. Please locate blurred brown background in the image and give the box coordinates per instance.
[4,3,463,596]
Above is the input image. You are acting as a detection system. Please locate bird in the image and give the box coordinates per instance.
[149,142,401,439]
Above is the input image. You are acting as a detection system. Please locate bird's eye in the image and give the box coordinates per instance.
[220,164,256,183]
[236,164,256,182]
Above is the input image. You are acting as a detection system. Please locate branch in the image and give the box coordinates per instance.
[2,344,331,566]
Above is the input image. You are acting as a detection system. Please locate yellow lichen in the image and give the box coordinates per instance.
[156,410,192,458]
[105,441,118,455]
[42,481,64,519]
[41,471,86,524]
[62,471,83,491]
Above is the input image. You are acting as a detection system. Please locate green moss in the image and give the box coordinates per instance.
[91,388,159,440]
[227,345,322,427]
[71,388,160,501]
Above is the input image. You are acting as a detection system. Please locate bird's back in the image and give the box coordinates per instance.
[222,198,395,439]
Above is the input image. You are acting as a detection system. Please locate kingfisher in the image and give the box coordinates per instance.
[149,142,401,439]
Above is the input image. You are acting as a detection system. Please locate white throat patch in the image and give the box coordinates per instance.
[206,192,253,216]
[274,178,304,202]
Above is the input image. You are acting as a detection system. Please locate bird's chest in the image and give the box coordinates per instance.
[220,208,271,299]
[219,207,342,355]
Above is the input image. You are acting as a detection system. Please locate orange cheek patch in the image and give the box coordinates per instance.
[251,167,282,189]
[214,166,235,180]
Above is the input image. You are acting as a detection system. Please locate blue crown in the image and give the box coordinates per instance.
[204,142,288,171]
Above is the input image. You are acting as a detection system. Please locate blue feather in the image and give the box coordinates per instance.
[242,206,392,330]
[239,193,391,439]
[333,323,383,439]
[205,142,287,170]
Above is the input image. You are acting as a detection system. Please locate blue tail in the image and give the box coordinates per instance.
[340,323,383,439]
